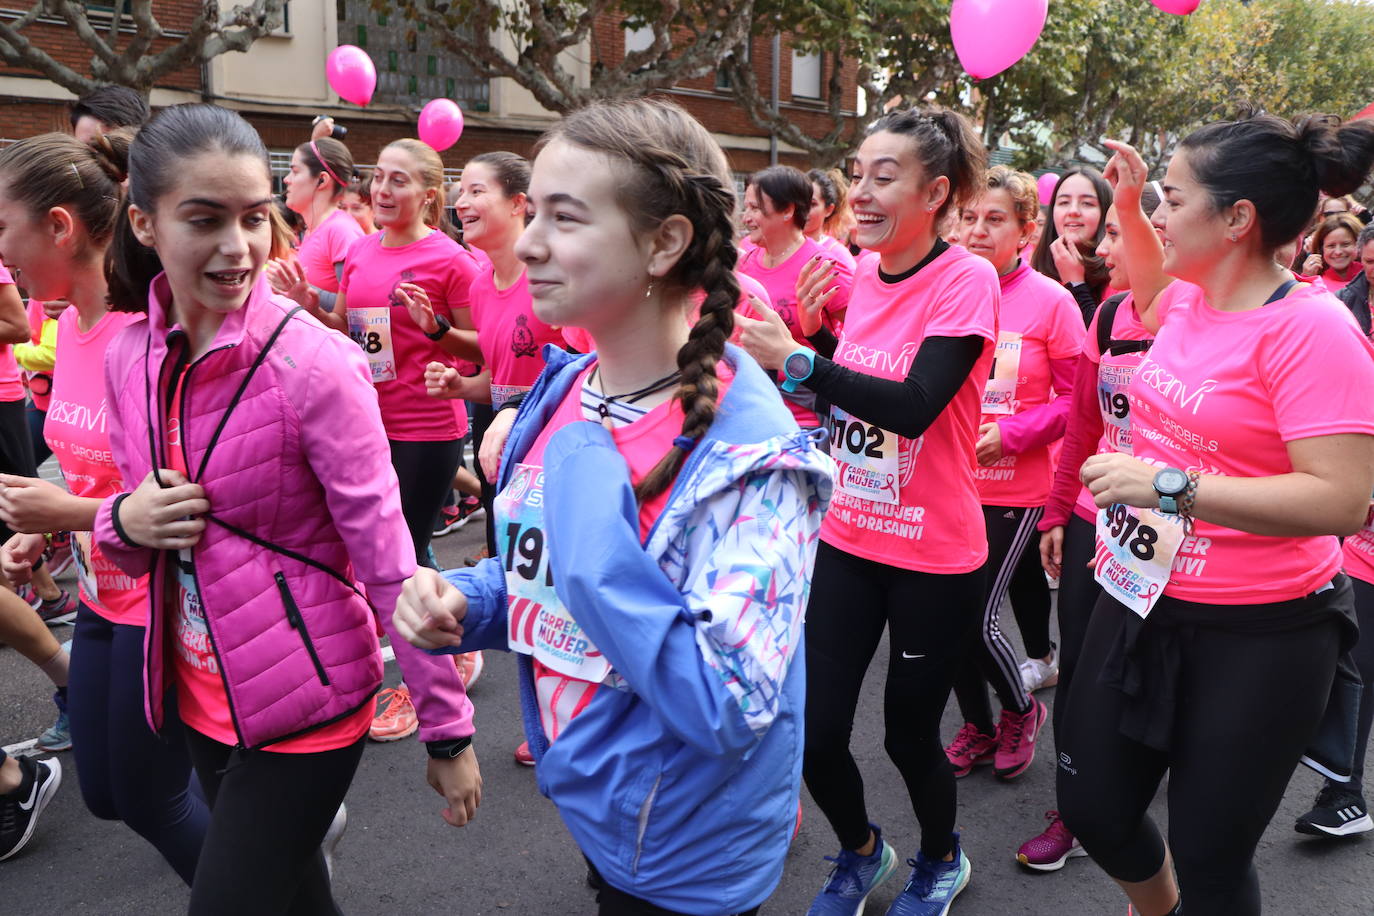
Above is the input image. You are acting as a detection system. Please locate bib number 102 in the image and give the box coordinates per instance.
[1105,503,1159,561]
[831,415,885,458]
[504,522,554,587]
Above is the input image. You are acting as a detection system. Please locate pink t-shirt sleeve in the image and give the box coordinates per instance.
[924,259,999,341]
[1264,300,1374,442]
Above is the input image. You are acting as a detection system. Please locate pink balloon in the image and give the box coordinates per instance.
[949,0,1049,80]
[1150,0,1200,14]
[326,45,376,107]
[418,99,464,152]
[1037,172,1059,207]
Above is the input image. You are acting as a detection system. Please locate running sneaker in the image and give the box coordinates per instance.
[453,651,484,689]
[993,696,1048,780]
[1018,644,1059,694]
[944,723,998,778]
[1295,785,1374,837]
[463,546,491,568]
[369,686,418,742]
[806,822,899,916]
[36,698,71,754]
[0,756,62,861]
[885,834,971,916]
[322,802,347,878]
[1016,811,1088,871]
[35,590,77,627]
[15,584,41,610]
[514,740,535,767]
[433,496,484,537]
[43,533,74,579]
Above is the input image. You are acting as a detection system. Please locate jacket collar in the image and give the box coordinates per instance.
[145,270,272,366]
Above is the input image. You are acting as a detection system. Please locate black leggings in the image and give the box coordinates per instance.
[1057,589,1344,915]
[1335,574,1374,794]
[952,505,1044,733]
[389,438,463,567]
[184,728,365,916]
[803,541,985,860]
[1050,513,1099,739]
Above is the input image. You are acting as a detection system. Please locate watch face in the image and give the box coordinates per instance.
[1155,468,1188,495]
[785,352,811,381]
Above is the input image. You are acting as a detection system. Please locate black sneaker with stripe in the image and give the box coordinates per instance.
[1296,785,1374,837]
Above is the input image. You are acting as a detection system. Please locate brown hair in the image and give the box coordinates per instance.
[379,138,445,228]
[1030,166,1113,295]
[867,105,987,222]
[0,128,133,251]
[296,137,355,198]
[538,98,739,504]
[1311,212,1364,263]
[981,165,1039,225]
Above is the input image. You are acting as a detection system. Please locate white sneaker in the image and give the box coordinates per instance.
[1019,646,1059,694]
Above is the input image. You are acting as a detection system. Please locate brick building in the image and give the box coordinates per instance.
[0,0,860,179]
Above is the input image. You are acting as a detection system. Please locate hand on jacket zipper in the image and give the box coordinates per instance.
[115,469,209,551]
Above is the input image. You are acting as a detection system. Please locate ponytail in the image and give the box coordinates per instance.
[0,128,132,249]
[868,105,987,222]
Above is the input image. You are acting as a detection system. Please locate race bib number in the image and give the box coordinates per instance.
[829,406,900,504]
[172,551,217,674]
[497,463,612,683]
[982,331,1023,415]
[490,383,531,411]
[347,307,397,383]
[1097,362,1135,455]
[72,531,98,602]
[1093,503,1184,619]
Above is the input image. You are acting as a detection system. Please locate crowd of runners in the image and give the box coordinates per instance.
[1,83,1373,916]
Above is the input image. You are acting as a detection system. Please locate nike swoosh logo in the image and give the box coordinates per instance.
[17,776,40,812]
[901,651,926,659]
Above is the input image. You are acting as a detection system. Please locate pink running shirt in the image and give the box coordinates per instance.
[1343,505,1374,587]
[821,245,999,573]
[469,266,563,409]
[46,308,148,625]
[1130,281,1374,603]
[975,262,1083,507]
[339,230,480,441]
[297,208,365,294]
[0,264,25,402]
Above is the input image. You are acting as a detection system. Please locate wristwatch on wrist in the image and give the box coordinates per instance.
[1153,466,1189,515]
[426,736,472,760]
[425,314,452,342]
[780,347,816,393]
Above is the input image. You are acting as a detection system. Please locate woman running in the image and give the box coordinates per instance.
[1031,167,1114,324]
[394,97,832,916]
[0,129,209,883]
[1059,115,1374,916]
[1013,188,1162,873]
[265,136,364,314]
[738,165,853,429]
[91,103,479,914]
[946,166,1083,783]
[740,106,996,916]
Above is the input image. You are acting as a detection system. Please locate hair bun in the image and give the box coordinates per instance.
[88,127,133,184]
[1296,114,1374,199]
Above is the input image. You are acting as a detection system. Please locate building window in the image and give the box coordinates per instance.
[716,40,748,92]
[339,0,490,111]
[624,25,654,55]
[792,50,822,100]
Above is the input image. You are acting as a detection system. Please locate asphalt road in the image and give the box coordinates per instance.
[3,519,1372,915]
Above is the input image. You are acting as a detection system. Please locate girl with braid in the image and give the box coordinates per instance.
[393,97,834,916]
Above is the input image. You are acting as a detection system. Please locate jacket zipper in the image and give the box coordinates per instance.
[276,572,330,686]
[631,773,662,876]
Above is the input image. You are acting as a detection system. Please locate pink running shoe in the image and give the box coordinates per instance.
[369,686,418,742]
[1016,810,1088,872]
[514,740,535,767]
[994,695,1048,780]
[944,722,998,778]
[453,651,484,689]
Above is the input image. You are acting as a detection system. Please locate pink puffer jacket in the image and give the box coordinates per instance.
[94,273,474,749]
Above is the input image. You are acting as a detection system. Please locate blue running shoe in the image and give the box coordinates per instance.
[807,823,900,916]
[885,833,972,916]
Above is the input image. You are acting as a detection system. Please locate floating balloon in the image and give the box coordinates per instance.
[1150,0,1201,14]
[326,45,376,107]
[418,99,465,151]
[949,0,1050,80]
[1037,172,1059,207]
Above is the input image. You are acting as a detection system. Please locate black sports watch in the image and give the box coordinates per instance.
[425,314,452,342]
[425,736,472,760]
[1153,467,1189,515]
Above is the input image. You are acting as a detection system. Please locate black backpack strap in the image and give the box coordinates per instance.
[195,306,304,482]
[1095,292,1128,357]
